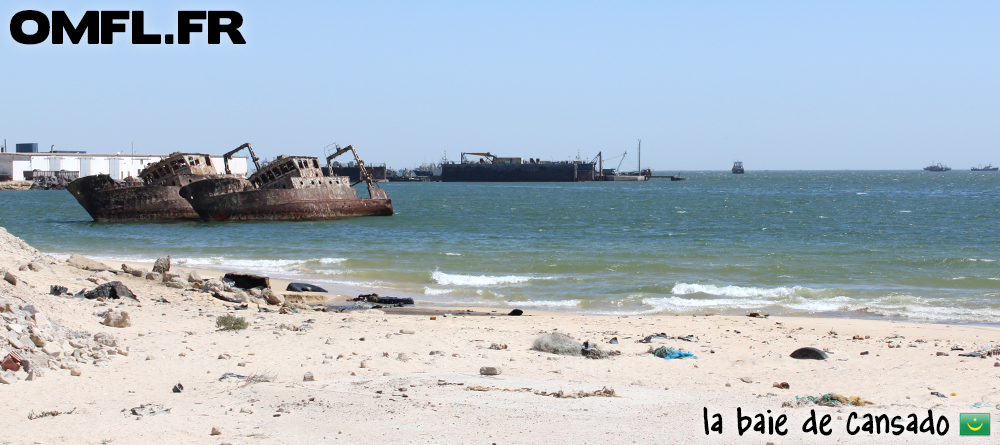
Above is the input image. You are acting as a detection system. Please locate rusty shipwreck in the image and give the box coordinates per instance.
[66,148,256,222]
[178,144,393,221]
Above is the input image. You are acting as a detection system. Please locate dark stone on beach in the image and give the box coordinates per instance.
[351,294,413,306]
[287,282,328,293]
[860,351,869,355]
[508,309,523,316]
[84,281,137,300]
[50,285,68,296]
[224,273,270,290]
[936,352,949,356]
[172,382,184,393]
[152,255,170,274]
[789,347,828,360]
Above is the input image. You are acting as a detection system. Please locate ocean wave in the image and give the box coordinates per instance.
[642,296,772,311]
[423,287,455,295]
[431,270,551,286]
[671,282,814,298]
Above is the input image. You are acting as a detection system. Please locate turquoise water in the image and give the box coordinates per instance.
[2,171,999,323]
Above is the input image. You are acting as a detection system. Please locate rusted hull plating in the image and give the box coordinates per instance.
[179,178,393,222]
[67,175,200,222]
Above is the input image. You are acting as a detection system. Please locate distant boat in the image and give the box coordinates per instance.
[669,174,686,181]
[971,164,999,171]
[923,163,951,172]
[732,161,744,174]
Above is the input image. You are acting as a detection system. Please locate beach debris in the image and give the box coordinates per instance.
[773,382,790,389]
[638,333,698,343]
[609,337,618,344]
[532,332,585,356]
[287,282,328,292]
[400,328,416,334]
[211,427,222,436]
[70,368,82,376]
[102,309,132,328]
[49,285,68,296]
[125,403,170,417]
[581,340,609,359]
[211,291,243,304]
[508,309,523,316]
[151,255,171,274]
[224,272,270,290]
[746,312,769,318]
[479,366,502,376]
[652,346,697,360]
[352,293,414,307]
[789,347,828,360]
[466,385,617,398]
[489,343,508,350]
[1,351,24,372]
[27,407,76,420]
[0,370,19,384]
[219,373,246,381]
[931,391,947,398]
[83,281,137,300]
[303,372,315,382]
[739,377,753,383]
[860,351,869,355]
[67,254,107,271]
[783,394,873,408]
[172,383,184,393]
[936,352,949,356]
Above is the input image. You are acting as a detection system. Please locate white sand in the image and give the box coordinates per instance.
[1,227,998,444]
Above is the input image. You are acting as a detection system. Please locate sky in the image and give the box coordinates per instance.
[2,1,998,170]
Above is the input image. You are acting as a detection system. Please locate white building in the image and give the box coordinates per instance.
[0,152,249,181]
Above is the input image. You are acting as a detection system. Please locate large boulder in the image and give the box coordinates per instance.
[68,254,108,271]
[152,256,170,274]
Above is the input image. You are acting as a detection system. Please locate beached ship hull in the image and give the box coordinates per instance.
[179,177,393,221]
[67,174,201,222]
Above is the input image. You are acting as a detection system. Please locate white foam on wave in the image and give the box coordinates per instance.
[318,258,348,264]
[671,282,812,298]
[642,296,771,311]
[423,287,455,295]
[445,253,462,256]
[431,270,550,286]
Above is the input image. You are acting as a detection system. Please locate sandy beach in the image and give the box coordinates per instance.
[1,226,998,444]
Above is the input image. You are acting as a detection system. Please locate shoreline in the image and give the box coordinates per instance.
[3,228,1000,442]
[46,252,1000,328]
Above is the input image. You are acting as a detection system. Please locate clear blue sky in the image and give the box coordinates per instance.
[2,1,998,170]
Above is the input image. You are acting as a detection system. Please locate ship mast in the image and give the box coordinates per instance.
[638,139,641,174]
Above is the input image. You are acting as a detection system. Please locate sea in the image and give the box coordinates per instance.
[2,171,998,324]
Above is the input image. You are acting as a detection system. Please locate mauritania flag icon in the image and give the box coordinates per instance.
[960,413,990,435]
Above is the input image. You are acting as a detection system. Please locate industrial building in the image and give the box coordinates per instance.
[0,149,249,182]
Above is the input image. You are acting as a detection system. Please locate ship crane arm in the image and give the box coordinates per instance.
[223,143,262,175]
[326,144,378,188]
[460,152,496,164]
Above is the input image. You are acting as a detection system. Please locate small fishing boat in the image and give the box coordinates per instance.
[732,161,744,174]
